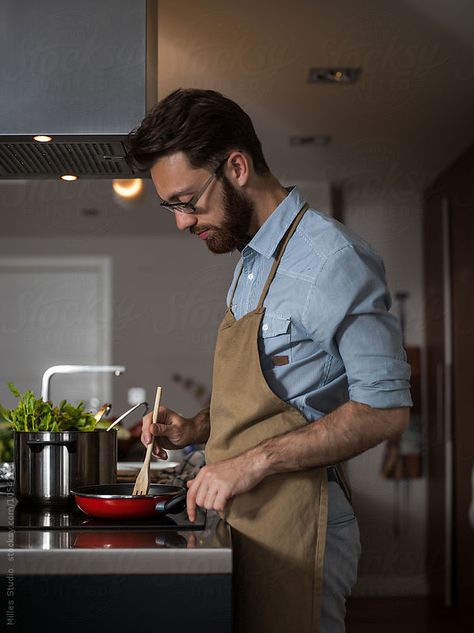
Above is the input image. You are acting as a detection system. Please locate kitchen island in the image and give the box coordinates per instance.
[0,484,233,632]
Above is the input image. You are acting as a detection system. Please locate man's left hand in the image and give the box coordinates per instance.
[186,453,264,522]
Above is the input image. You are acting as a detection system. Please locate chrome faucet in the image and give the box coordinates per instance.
[41,365,126,401]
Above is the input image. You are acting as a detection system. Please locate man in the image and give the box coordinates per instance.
[128,88,412,633]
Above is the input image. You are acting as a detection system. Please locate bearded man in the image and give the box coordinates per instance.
[128,88,412,633]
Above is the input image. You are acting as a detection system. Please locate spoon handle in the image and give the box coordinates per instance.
[132,387,162,496]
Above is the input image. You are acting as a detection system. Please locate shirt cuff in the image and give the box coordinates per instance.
[349,385,413,409]
[345,355,413,409]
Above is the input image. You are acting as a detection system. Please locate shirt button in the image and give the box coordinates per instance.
[262,323,269,331]
[247,272,254,280]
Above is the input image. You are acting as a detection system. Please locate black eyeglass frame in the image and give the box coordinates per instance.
[159,156,229,214]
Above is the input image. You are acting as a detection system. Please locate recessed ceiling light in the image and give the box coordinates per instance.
[307,67,361,84]
[60,174,78,181]
[112,178,144,199]
[289,135,332,147]
[33,135,53,143]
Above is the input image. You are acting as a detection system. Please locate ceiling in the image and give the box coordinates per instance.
[1,0,473,235]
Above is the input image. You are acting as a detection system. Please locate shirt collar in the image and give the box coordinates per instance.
[241,186,307,258]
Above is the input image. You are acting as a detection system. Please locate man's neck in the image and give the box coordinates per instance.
[247,176,289,235]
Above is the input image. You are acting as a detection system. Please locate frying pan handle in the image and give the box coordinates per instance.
[155,493,187,515]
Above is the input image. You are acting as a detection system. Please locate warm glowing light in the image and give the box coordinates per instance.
[33,135,53,143]
[112,178,144,199]
[334,71,344,80]
[60,174,78,181]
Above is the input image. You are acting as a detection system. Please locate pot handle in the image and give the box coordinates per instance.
[26,439,77,453]
[155,493,187,515]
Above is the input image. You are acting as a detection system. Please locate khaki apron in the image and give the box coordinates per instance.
[206,202,351,633]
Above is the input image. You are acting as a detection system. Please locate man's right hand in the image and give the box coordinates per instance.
[140,406,208,459]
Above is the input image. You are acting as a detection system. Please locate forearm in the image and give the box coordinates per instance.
[191,406,211,444]
[249,400,410,478]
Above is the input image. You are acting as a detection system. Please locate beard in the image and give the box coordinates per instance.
[196,175,254,254]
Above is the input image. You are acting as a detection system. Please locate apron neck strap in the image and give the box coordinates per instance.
[228,260,245,307]
[227,201,309,310]
[256,202,309,310]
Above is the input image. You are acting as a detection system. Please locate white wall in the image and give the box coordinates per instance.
[291,181,332,216]
[0,235,239,420]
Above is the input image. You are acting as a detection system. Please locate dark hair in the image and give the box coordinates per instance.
[127,88,270,176]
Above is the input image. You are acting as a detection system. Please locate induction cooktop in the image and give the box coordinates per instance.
[0,483,205,531]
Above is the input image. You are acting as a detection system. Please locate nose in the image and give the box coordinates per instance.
[174,211,197,231]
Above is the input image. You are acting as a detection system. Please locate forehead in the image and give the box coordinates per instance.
[150,152,206,200]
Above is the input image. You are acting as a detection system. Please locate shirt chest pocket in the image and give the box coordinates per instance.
[258,313,292,371]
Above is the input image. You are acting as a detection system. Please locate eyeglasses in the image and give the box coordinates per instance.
[160,156,229,214]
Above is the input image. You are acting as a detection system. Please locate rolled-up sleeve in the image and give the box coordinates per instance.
[302,244,413,409]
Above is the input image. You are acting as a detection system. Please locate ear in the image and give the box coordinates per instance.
[225,151,251,187]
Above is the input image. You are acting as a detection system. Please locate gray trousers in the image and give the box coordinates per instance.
[321,481,361,633]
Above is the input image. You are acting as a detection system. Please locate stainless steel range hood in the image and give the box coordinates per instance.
[0,0,157,179]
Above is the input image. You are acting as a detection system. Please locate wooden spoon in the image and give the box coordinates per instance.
[132,386,162,496]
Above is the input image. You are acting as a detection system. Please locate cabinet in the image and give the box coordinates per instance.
[423,145,474,611]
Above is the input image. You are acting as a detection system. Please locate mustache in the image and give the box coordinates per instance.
[189,225,214,235]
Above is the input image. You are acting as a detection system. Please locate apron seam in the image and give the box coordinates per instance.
[312,468,329,632]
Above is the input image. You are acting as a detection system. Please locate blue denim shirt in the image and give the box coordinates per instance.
[227,186,412,421]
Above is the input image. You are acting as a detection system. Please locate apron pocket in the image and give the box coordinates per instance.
[258,313,292,370]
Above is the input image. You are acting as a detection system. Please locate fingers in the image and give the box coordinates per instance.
[202,487,219,511]
[149,419,170,458]
[141,411,154,445]
[186,472,230,523]
[141,412,169,458]
[213,490,229,515]
[150,423,173,456]
[194,481,211,510]
[186,476,212,522]
[186,479,198,523]
[150,422,172,436]
[152,446,168,460]
[141,407,171,445]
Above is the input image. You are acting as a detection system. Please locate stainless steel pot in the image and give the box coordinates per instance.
[14,429,117,505]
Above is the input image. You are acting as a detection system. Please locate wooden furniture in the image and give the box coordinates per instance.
[423,144,474,612]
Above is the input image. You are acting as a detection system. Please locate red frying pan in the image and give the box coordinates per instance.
[71,483,186,519]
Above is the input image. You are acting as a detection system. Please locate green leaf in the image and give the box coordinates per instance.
[0,403,12,424]
[1,383,96,432]
[7,383,21,398]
